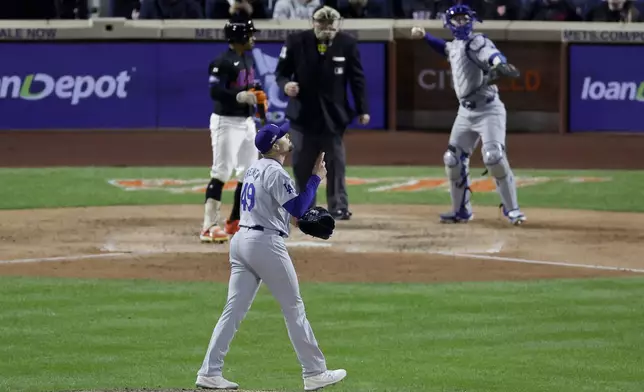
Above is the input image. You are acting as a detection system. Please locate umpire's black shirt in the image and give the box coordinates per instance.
[275,30,368,134]
[209,48,256,117]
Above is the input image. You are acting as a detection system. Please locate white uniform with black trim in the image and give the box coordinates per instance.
[208,114,257,182]
[208,52,258,183]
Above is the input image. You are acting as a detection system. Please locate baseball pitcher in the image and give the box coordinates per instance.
[195,122,346,391]
[411,5,527,225]
[200,17,269,243]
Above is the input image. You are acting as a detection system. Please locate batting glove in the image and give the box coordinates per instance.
[236,91,258,105]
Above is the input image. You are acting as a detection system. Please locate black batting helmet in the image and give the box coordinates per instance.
[224,18,259,44]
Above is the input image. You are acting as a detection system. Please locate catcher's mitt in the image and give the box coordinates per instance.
[298,206,336,240]
[488,63,520,84]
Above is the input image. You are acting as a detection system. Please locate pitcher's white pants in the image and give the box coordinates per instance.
[209,114,258,182]
[197,228,327,378]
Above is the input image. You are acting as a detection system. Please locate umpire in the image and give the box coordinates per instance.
[275,5,369,221]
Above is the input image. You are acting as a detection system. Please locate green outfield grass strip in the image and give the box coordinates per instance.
[0,166,643,211]
[1,276,644,392]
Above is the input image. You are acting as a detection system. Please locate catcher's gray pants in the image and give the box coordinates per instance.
[447,98,519,212]
[197,228,327,378]
[290,128,348,213]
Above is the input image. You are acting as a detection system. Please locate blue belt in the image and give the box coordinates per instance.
[240,225,287,237]
[461,95,495,110]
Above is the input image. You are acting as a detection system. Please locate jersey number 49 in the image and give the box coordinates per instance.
[241,182,256,212]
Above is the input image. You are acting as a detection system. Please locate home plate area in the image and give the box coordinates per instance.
[100,209,504,256]
[0,204,643,283]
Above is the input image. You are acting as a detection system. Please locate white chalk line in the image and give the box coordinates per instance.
[0,252,133,265]
[431,250,644,274]
[0,242,330,265]
[2,247,643,274]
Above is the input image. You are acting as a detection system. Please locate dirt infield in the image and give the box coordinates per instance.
[0,204,641,283]
[1,129,643,286]
[2,130,644,169]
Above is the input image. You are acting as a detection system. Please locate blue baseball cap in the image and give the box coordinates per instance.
[255,122,290,154]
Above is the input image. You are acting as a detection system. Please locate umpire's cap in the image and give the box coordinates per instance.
[255,123,290,154]
[224,16,259,44]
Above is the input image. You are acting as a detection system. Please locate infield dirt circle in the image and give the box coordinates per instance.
[0,203,642,282]
[1,131,644,282]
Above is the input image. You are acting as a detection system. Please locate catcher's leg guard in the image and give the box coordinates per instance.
[440,145,473,223]
[482,142,526,225]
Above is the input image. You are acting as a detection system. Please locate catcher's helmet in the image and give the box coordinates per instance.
[224,18,259,44]
[444,5,480,40]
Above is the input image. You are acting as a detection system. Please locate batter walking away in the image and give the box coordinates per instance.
[411,5,527,225]
[195,122,347,391]
[275,5,369,221]
[200,16,268,243]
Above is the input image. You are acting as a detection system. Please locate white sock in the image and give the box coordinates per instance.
[203,199,221,230]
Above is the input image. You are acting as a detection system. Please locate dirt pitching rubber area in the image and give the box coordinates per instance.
[1,204,643,283]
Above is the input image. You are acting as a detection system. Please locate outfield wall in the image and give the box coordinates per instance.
[0,19,642,133]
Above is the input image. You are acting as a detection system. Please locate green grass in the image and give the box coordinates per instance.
[1,276,643,392]
[2,166,643,392]
[1,166,644,212]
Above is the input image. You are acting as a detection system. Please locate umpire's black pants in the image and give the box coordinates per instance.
[289,128,348,213]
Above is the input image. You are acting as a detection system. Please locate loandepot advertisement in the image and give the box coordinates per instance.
[1,72,132,104]
[0,42,386,130]
[568,44,644,133]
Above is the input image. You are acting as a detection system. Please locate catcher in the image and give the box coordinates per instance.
[195,122,345,391]
[200,15,270,243]
[411,4,526,225]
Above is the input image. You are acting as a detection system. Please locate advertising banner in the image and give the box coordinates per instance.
[568,44,644,133]
[0,42,386,130]
[395,40,560,132]
[0,43,156,129]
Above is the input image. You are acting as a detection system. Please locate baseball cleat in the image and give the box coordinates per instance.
[331,209,352,220]
[224,219,240,235]
[195,375,239,390]
[500,204,527,225]
[304,369,347,391]
[200,225,230,243]
[439,209,473,223]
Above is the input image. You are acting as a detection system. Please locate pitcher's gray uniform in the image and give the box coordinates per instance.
[413,4,526,225]
[196,123,346,391]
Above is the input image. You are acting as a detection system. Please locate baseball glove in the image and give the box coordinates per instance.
[298,206,336,240]
[488,63,520,83]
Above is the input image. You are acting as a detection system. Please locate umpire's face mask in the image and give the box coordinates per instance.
[312,6,342,41]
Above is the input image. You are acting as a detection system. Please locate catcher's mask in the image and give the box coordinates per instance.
[311,5,342,41]
[444,5,480,40]
[224,18,259,46]
[255,122,290,154]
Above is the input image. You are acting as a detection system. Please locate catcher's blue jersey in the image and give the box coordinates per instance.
[239,158,297,237]
[445,34,501,102]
